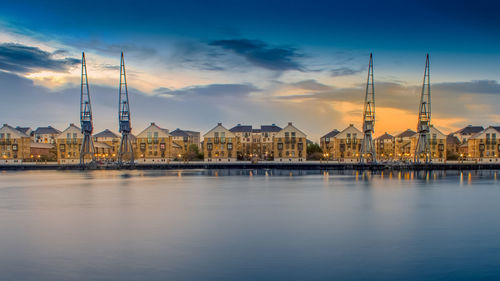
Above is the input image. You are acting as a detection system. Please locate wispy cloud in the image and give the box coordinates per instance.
[330,66,364,77]
[0,43,80,73]
[154,83,260,98]
[209,39,304,71]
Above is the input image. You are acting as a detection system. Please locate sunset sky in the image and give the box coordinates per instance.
[0,0,499,141]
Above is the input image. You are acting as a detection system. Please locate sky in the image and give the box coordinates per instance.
[0,0,499,141]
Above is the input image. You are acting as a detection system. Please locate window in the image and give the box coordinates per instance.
[221,132,225,144]
[291,132,296,137]
[227,143,233,150]
[278,143,283,150]
[207,143,213,150]
[160,143,166,151]
[73,133,77,139]
[60,144,65,152]
[0,133,3,139]
[12,144,18,151]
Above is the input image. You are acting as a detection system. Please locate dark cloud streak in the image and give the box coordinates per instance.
[209,39,304,71]
[0,43,80,73]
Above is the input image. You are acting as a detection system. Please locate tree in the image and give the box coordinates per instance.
[183,144,203,161]
[307,143,323,160]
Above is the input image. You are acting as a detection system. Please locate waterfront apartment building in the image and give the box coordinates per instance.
[33,126,61,144]
[0,124,31,164]
[375,132,395,161]
[93,129,121,161]
[467,126,500,161]
[410,125,447,162]
[452,125,484,144]
[230,124,281,160]
[55,123,84,164]
[394,129,416,161]
[320,129,340,160]
[330,124,363,162]
[135,122,172,163]
[203,123,237,162]
[170,128,201,157]
[229,124,252,160]
[273,122,307,162]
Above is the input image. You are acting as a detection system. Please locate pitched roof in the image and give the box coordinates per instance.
[16,127,31,135]
[34,126,61,135]
[56,124,83,139]
[0,124,30,138]
[203,123,234,138]
[455,125,484,135]
[170,128,189,137]
[136,122,171,138]
[321,129,340,139]
[229,124,252,132]
[446,135,460,145]
[261,124,282,132]
[336,124,362,139]
[276,122,307,138]
[94,129,120,139]
[376,132,394,140]
[396,129,416,138]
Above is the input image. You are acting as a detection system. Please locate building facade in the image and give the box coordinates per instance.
[135,122,172,163]
[170,128,201,157]
[33,126,61,144]
[375,132,394,161]
[55,123,84,164]
[452,125,484,144]
[320,129,340,160]
[467,126,500,161]
[203,123,237,162]
[229,124,281,160]
[410,125,447,162]
[273,122,307,162]
[0,124,31,164]
[331,124,363,162]
[394,129,416,161]
[93,129,121,162]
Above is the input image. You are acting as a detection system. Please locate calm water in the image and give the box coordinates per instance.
[0,169,499,281]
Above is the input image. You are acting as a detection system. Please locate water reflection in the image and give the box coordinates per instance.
[0,169,499,281]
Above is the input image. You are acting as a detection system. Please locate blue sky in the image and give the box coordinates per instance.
[0,0,499,140]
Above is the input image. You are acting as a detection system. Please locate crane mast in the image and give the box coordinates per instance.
[415,54,431,163]
[80,52,95,164]
[360,53,376,163]
[118,52,134,164]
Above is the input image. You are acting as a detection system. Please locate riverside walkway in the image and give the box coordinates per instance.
[1,161,499,171]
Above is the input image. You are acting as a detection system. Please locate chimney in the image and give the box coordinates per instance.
[272,123,276,126]
[70,123,74,126]
[288,122,292,126]
[349,124,353,127]
[218,122,222,126]
[151,122,155,126]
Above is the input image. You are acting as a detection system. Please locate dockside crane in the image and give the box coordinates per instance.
[415,54,431,163]
[360,53,376,163]
[80,52,95,164]
[118,52,134,165]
